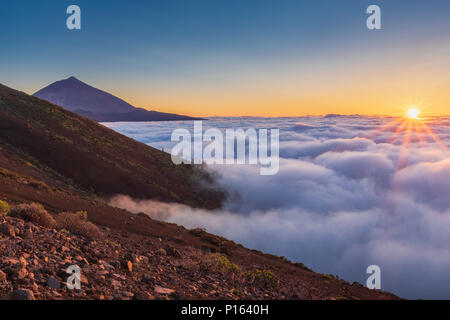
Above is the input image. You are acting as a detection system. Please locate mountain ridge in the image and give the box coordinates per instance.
[33,77,202,122]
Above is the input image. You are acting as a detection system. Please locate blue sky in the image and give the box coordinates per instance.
[1,1,450,116]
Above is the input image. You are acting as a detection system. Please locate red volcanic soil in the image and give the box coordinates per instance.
[0,83,399,300]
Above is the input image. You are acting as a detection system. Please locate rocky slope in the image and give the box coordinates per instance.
[0,151,399,300]
[0,212,399,300]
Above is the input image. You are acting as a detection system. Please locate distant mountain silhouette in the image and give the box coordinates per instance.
[33,77,201,122]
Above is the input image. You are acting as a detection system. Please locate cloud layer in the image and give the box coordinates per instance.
[105,116,450,299]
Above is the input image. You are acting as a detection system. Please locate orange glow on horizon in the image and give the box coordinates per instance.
[127,97,449,118]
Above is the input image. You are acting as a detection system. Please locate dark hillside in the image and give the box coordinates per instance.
[0,84,222,209]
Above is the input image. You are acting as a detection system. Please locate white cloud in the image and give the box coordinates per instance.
[105,116,450,299]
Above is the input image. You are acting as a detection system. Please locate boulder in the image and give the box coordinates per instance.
[0,223,15,237]
[120,259,133,273]
[10,289,35,300]
[47,276,61,289]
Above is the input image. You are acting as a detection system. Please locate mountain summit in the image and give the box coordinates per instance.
[33,77,201,122]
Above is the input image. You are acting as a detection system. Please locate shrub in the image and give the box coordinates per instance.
[9,203,56,227]
[214,254,240,274]
[243,269,279,289]
[78,211,88,219]
[56,211,102,238]
[200,253,240,274]
[0,200,9,216]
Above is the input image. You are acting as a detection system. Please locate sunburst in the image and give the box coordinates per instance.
[365,107,446,170]
[407,108,420,119]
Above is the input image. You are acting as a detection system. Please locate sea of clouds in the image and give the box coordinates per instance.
[103,116,450,299]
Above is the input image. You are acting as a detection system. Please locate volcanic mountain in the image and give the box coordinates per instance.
[33,77,201,122]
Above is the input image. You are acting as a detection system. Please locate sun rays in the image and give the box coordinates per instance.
[364,110,447,171]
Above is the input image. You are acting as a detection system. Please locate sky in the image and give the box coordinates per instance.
[1,0,450,116]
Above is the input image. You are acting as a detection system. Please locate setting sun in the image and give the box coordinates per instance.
[407,108,421,119]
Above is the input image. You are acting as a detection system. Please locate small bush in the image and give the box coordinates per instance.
[9,203,56,227]
[0,200,9,216]
[214,254,240,274]
[78,211,88,219]
[200,253,240,274]
[244,269,279,289]
[56,211,102,238]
